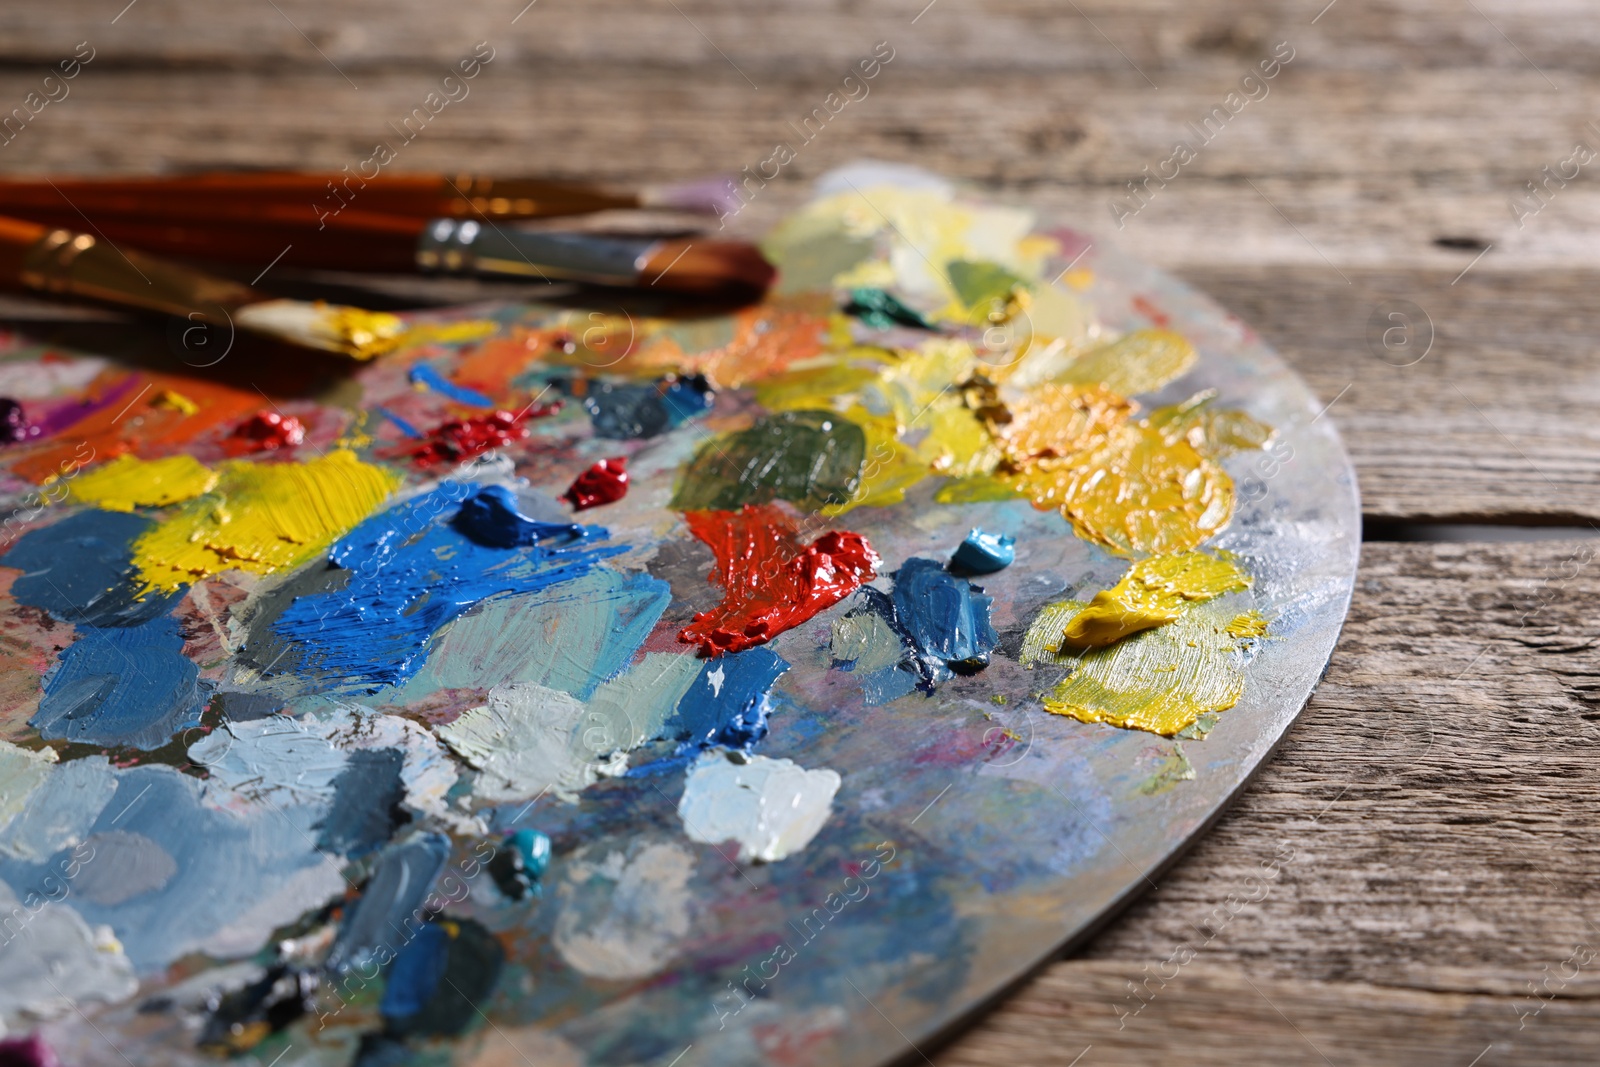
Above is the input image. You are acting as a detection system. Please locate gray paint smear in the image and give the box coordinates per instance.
[0,879,136,1022]
[72,830,178,906]
[552,838,697,981]
[325,832,450,975]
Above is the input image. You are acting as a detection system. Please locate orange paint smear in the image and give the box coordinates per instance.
[451,327,566,399]
[678,504,879,658]
[10,371,264,484]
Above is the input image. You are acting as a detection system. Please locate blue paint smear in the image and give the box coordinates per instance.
[316,748,409,857]
[376,406,424,439]
[891,557,999,674]
[659,647,789,754]
[583,375,714,440]
[2,509,179,627]
[451,485,584,549]
[950,528,1015,574]
[326,833,450,975]
[271,482,627,692]
[832,558,999,703]
[407,364,495,407]
[379,922,449,1020]
[31,615,205,749]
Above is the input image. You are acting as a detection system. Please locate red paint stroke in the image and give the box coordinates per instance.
[677,503,879,658]
[563,457,629,510]
[404,404,560,468]
[227,410,305,454]
[1132,294,1170,328]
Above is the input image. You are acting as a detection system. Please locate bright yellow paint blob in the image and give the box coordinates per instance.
[130,450,399,593]
[1148,390,1274,455]
[1225,610,1269,639]
[326,306,411,361]
[67,454,219,511]
[152,390,200,416]
[1062,551,1251,649]
[1054,329,1197,398]
[1022,598,1250,736]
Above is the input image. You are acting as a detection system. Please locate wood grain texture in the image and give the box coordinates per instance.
[0,0,1595,1061]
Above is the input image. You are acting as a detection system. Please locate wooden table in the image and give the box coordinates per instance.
[4,2,1598,1063]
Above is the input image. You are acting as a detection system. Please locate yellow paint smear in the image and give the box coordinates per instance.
[152,390,200,416]
[1061,551,1250,649]
[1149,390,1274,456]
[131,450,399,593]
[1225,610,1269,639]
[67,454,219,511]
[325,307,411,361]
[1022,598,1249,736]
[1054,329,1197,397]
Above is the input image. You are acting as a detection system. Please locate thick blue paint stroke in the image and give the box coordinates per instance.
[271,483,627,692]
[407,364,495,407]
[891,557,999,671]
[2,509,179,627]
[660,647,789,753]
[326,833,451,975]
[375,406,424,439]
[31,615,205,749]
[451,485,584,549]
[379,922,449,1020]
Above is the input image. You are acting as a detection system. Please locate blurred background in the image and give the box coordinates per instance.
[5,1,1599,1063]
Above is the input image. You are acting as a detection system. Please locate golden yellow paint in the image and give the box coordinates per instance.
[130,450,399,593]
[1054,329,1197,398]
[66,454,219,511]
[1061,551,1250,649]
[1062,267,1095,291]
[152,390,200,416]
[400,319,501,348]
[1149,390,1274,455]
[1225,610,1269,639]
[996,383,1132,463]
[325,306,410,361]
[934,475,1020,504]
[1022,598,1249,736]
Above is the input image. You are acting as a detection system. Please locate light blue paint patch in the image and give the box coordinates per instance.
[950,528,1015,574]
[32,616,207,750]
[0,756,116,861]
[271,483,628,692]
[408,364,495,408]
[326,832,451,975]
[0,765,342,972]
[414,568,673,701]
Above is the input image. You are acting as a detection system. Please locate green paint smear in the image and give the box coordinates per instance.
[761,222,876,295]
[948,259,1026,314]
[1139,742,1196,796]
[845,288,935,330]
[671,409,865,511]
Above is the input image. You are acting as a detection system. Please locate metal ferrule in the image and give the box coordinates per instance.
[19,228,259,322]
[414,218,660,284]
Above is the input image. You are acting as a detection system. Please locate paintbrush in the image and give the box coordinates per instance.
[0,214,409,360]
[0,207,777,298]
[0,172,738,223]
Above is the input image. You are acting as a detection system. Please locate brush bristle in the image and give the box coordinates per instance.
[639,240,777,297]
[234,299,408,360]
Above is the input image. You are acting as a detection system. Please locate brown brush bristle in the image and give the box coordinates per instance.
[639,239,777,297]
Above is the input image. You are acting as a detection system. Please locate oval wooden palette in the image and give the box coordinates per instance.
[0,170,1357,1067]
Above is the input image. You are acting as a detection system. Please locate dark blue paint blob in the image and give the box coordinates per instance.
[950,528,1015,574]
[892,557,999,676]
[661,647,789,753]
[272,482,627,691]
[407,364,494,407]
[583,375,713,440]
[379,922,449,1020]
[31,615,205,749]
[3,509,179,627]
[326,833,450,975]
[451,485,584,549]
[317,748,409,857]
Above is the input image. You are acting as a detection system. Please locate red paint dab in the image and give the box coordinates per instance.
[563,457,629,510]
[1132,295,1170,328]
[678,503,879,658]
[407,404,560,467]
[229,410,305,454]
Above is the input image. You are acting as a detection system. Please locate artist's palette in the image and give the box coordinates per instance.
[0,168,1356,1067]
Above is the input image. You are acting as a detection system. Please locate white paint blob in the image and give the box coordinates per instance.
[677,750,842,863]
[552,839,696,980]
[438,682,623,803]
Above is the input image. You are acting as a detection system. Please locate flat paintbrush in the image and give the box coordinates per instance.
[0,172,737,224]
[0,215,410,360]
[0,207,777,298]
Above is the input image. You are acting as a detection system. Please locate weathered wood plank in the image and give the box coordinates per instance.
[941,539,1600,1065]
